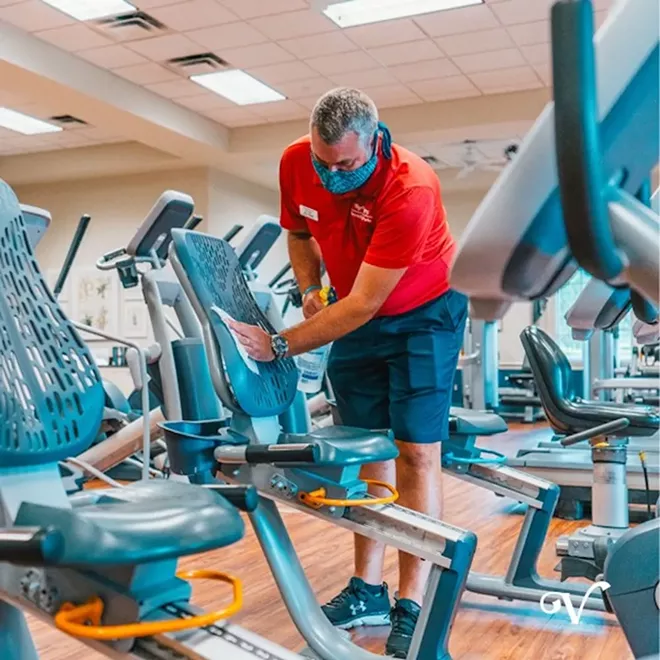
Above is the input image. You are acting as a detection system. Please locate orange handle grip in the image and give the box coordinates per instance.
[299,479,398,509]
[55,570,241,640]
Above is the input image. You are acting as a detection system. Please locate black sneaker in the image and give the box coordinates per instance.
[385,598,421,659]
[321,577,391,629]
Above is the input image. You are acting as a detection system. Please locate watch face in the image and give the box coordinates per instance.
[271,334,288,358]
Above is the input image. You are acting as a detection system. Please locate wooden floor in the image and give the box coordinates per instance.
[28,425,633,659]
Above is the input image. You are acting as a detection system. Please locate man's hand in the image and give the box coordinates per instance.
[227,320,275,362]
[303,290,325,319]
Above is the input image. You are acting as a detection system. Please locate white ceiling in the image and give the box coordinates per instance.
[0,0,613,184]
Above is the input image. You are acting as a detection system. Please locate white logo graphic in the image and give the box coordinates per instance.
[540,582,611,625]
[299,205,319,221]
[350,602,367,616]
[350,204,373,223]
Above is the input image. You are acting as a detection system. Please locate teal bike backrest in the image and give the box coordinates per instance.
[0,180,105,466]
[171,229,298,418]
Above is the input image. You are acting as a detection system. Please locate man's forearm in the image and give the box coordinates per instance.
[282,295,375,356]
[288,232,322,293]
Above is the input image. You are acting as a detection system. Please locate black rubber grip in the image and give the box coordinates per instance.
[245,443,319,466]
[0,527,63,565]
[561,418,630,447]
[211,485,259,512]
[185,215,203,231]
[223,224,243,243]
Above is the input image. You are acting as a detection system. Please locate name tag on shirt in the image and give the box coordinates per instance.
[299,205,319,222]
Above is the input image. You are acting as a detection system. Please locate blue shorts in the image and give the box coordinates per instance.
[328,290,468,444]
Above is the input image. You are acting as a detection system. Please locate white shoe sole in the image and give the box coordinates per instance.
[335,613,391,630]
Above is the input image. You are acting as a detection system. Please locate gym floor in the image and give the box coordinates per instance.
[29,424,631,660]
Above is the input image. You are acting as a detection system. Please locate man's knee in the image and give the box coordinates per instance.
[395,440,441,472]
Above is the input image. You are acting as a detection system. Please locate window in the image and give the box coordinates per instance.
[555,269,634,364]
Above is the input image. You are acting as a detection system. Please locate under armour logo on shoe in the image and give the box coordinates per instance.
[349,601,367,616]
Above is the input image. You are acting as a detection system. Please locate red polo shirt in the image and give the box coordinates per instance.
[279,135,456,317]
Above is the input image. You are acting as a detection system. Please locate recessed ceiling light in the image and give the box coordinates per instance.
[41,0,136,21]
[0,108,63,135]
[190,70,285,106]
[322,0,483,28]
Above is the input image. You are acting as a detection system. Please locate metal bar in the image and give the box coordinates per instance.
[53,214,91,298]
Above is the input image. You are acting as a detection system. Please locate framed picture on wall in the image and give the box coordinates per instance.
[123,284,143,302]
[72,268,119,341]
[122,300,148,339]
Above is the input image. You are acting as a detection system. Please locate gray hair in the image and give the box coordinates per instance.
[310,87,379,149]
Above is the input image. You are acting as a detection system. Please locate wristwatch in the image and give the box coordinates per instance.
[270,333,289,360]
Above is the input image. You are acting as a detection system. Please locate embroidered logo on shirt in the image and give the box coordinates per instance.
[350,203,373,223]
[299,204,319,221]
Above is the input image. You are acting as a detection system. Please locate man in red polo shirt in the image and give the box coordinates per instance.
[229,87,468,658]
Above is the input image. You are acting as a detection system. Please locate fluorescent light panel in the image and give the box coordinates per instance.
[323,0,483,27]
[0,108,62,135]
[41,0,136,21]
[191,70,285,106]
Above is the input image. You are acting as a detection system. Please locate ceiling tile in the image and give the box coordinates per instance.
[297,95,322,111]
[250,99,309,121]
[220,42,295,68]
[344,18,426,49]
[186,21,268,50]
[390,58,462,83]
[276,77,335,100]
[145,79,203,98]
[407,75,481,102]
[127,34,206,60]
[249,60,319,85]
[249,10,337,40]
[279,32,356,59]
[0,0,73,31]
[490,0,554,26]
[436,28,515,56]
[79,45,149,69]
[329,67,398,88]
[453,47,526,74]
[533,62,552,85]
[369,40,444,67]
[218,0,308,20]
[469,65,543,93]
[520,43,550,66]
[147,0,239,31]
[175,92,234,110]
[113,62,180,84]
[358,84,422,109]
[73,127,123,142]
[35,24,114,52]
[414,5,499,37]
[204,106,264,127]
[305,51,380,76]
[506,21,549,46]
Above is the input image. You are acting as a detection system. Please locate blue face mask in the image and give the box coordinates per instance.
[312,122,392,195]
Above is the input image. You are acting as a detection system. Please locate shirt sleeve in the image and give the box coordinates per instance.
[364,186,438,269]
[278,150,309,233]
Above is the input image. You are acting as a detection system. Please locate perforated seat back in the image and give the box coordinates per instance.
[0,181,104,466]
[171,229,298,417]
[520,326,575,435]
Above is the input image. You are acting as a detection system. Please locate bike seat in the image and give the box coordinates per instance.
[14,481,244,567]
[278,427,398,466]
[449,407,509,436]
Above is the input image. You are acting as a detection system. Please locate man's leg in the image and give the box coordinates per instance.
[322,329,392,629]
[394,441,442,603]
[354,459,396,584]
[384,290,468,658]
